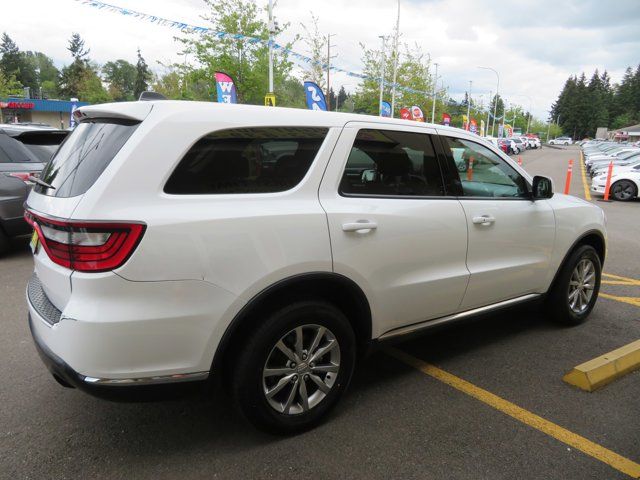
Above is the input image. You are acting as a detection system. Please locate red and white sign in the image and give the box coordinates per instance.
[0,101,35,109]
[399,108,412,120]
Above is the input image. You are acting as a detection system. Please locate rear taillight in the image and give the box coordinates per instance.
[24,210,145,272]
[7,172,37,183]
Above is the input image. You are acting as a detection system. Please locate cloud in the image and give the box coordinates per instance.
[2,0,638,119]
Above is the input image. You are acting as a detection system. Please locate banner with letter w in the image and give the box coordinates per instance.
[304,81,327,111]
[215,72,238,104]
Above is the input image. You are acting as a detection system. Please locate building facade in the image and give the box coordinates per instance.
[1,98,89,128]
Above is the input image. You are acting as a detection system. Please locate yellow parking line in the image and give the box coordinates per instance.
[602,280,640,286]
[580,151,592,201]
[603,273,640,286]
[600,293,640,308]
[386,347,640,478]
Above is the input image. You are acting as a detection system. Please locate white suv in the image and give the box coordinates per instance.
[26,101,606,433]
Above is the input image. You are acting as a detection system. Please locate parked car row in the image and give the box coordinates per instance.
[0,124,68,254]
[582,139,640,201]
[486,135,541,155]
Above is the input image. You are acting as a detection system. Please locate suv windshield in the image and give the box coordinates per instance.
[36,120,139,198]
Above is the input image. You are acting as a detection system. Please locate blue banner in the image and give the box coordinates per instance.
[69,100,78,128]
[380,101,391,117]
[304,82,327,111]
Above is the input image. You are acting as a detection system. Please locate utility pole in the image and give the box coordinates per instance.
[466,80,472,130]
[378,35,387,116]
[326,33,337,111]
[390,0,400,117]
[485,90,492,136]
[267,0,274,94]
[431,62,439,124]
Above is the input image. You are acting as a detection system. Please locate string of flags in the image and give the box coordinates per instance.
[75,0,434,96]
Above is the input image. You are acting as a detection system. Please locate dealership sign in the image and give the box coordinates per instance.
[0,101,35,109]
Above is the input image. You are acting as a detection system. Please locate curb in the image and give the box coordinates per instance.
[563,339,640,392]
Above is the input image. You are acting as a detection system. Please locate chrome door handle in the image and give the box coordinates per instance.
[472,215,495,225]
[342,221,378,232]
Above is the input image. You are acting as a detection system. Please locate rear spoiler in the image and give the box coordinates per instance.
[74,101,154,123]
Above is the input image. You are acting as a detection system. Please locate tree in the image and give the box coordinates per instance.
[0,70,22,97]
[337,85,347,109]
[68,33,89,61]
[352,41,441,117]
[24,51,60,97]
[58,34,110,102]
[0,33,39,95]
[177,0,299,106]
[300,13,326,90]
[103,59,136,101]
[133,48,152,99]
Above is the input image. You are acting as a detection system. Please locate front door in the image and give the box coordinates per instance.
[438,133,555,310]
[319,124,469,337]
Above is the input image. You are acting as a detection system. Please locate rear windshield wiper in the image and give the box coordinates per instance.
[28,176,56,189]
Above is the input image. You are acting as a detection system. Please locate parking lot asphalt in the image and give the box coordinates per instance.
[1,146,639,480]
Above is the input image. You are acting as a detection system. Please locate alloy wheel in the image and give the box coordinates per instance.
[568,258,596,314]
[262,324,340,415]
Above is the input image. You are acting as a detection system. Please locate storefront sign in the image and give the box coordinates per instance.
[0,101,35,109]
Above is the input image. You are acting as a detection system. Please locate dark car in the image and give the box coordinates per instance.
[0,125,67,254]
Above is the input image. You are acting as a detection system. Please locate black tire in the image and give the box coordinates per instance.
[231,300,356,434]
[0,228,9,257]
[546,245,601,325]
[610,180,637,202]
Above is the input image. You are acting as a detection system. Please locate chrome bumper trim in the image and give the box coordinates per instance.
[83,371,209,386]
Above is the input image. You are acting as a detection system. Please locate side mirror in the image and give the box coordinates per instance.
[532,175,554,200]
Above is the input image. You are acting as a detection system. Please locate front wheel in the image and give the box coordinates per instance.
[232,301,356,434]
[546,245,601,325]
[610,180,637,201]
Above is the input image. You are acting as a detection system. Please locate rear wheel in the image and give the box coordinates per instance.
[610,180,637,201]
[232,301,356,434]
[0,228,9,256]
[546,245,601,325]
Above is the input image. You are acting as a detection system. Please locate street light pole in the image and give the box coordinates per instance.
[267,0,274,94]
[390,0,400,117]
[478,66,499,136]
[326,33,336,110]
[378,36,387,116]
[466,80,472,130]
[431,62,439,124]
[485,90,492,137]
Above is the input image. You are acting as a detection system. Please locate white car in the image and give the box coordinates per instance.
[526,137,541,149]
[591,169,640,201]
[25,100,606,433]
[549,137,573,145]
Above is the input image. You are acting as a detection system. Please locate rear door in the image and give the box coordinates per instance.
[319,122,469,337]
[438,132,555,310]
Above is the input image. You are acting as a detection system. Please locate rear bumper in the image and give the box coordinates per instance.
[26,271,239,398]
[29,313,209,401]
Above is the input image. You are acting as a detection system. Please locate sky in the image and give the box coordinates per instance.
[3,0,640,119]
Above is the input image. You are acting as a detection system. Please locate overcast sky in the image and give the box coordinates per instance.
[4,0,640,118]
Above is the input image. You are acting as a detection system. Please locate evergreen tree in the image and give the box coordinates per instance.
[0,33,38,95]
[328,86,336,110]
[68,33,90,61]
[337,85,347,108]
[133,48,152,99]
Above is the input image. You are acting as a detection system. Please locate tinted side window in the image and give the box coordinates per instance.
[37,120,139,197]
[443,136,529,198]
[340,129,445,197]
[165,127,328,194]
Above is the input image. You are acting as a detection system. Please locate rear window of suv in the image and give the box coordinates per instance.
[164,127,328,194]
[35,120,139,197]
